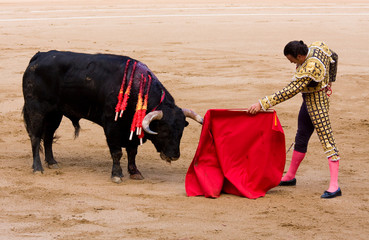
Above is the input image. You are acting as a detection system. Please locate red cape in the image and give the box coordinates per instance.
[185,109,286,199]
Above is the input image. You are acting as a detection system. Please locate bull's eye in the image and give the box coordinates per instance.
[158,128,170,138]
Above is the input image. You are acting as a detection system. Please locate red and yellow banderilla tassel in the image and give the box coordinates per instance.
[114,60,131,121]
[138,74,152,141]
[129,74,153,145]
[114,60,137,121]
[130,73,145,141]
[136,75,147,136]
[115,60,154,143]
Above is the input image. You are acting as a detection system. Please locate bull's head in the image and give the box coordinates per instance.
[142,108,203,162]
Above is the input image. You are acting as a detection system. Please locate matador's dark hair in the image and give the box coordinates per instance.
[284,40,308,58]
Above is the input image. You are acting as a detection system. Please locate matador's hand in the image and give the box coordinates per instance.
[248,102,262,114]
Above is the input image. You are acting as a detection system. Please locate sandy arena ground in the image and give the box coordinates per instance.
[1,0,369,239]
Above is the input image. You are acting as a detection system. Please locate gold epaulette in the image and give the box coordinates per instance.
[309,41,332,56]
[295,58,326,82]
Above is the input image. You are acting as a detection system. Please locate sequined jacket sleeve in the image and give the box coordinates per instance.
[259,77,312,111]
[329,50,338,82]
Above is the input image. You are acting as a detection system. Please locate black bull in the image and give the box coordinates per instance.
[22,51,203,183]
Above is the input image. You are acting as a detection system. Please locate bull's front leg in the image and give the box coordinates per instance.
[104,124,124,183]
[106,139,123,183]
[126,145,144,180]
[110,150,123,183]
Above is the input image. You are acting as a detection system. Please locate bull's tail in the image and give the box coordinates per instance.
[72,119,81,139]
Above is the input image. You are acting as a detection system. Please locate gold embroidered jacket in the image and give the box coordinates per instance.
[259,42,338,110]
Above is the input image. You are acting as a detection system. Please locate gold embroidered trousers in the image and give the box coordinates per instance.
[303,90,340,160]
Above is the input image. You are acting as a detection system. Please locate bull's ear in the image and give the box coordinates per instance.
[185,121,189,127]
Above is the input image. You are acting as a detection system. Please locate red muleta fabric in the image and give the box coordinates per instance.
[185,109,286,199]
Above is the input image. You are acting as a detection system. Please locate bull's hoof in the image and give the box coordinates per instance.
[111,176,123,184]
[48,163,59,169]
[130,173,144,180]
[33,170,43,175]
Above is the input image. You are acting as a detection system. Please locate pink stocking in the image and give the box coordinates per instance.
[281,150,306,181]
[327,158,339,192]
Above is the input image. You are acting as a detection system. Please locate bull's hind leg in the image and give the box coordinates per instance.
[31,136,43,173]
[23,105,45,173]
[44,112,63,169]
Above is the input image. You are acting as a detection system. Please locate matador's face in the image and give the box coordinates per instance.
[286,54,306,66]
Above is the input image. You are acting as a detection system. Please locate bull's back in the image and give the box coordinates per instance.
[23,51,127,121]
[24,50,125,94]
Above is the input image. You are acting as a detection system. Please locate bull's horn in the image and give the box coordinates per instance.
[142,110,163,135]
[182,108,203,124]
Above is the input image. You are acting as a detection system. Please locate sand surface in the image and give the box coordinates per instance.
[1,0,369,239]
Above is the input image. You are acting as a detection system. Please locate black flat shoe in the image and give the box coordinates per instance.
[321,188,342,199]
[279,178,296,186]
